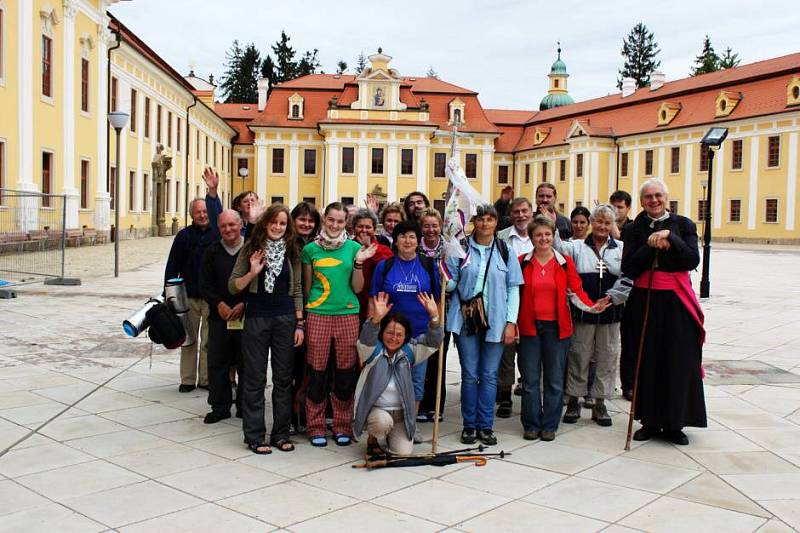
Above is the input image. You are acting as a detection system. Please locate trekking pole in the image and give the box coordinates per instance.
[625,252,659,451]
[431,264,448,454]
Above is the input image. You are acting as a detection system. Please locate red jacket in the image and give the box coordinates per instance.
[518,249,595,339]
[358,241,393,322]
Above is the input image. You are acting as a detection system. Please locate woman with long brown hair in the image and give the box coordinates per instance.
[229,204,305,454]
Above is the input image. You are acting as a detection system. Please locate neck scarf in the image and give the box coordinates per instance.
[262,238,286,293]
[380,228,393,245]
[314,227,347,251]
[420,236,443,259]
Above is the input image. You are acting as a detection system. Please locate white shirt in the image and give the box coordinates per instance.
[508,226,533,256]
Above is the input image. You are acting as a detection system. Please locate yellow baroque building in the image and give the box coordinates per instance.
[1,2,799,243]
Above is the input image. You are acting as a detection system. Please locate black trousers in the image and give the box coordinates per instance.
[241,314,296,444]
[207,319,242,415]
[419,331,451,415]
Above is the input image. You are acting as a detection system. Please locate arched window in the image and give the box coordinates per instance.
[453,108,462,124]
[554,79,560,88]
[291,104,300,118]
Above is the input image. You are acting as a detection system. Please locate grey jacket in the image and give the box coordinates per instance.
[353,319,444,440]
[227,248,304,315]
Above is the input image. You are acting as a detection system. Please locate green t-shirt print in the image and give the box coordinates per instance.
[301,240,361,315]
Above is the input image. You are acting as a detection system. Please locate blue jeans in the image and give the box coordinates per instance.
[454,332,505,430]
[518,321,571,433]
[411,359,428,402]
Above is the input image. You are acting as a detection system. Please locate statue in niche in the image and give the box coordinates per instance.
[151,143,172,236]
[374,87,385,107]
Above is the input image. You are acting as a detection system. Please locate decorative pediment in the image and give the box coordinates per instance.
[657,102,682,126]
[351,49,407,111]
[787,77,800,107]
[533,127,551,145]
[567,120,589,138]
[715,91,742,117]
[80,32,95,57]
[40,4,61,35]
[449,98,466,126]
[287,92,304,120]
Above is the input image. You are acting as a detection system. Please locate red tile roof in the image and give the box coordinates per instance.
[214,103,261,120]
[494,124,524,153]
[485,109,537,125]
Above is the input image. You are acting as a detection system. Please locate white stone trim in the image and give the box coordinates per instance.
[326,142,339,204]
[387,143,398,202]
[683,143,694,218]
[786,131,798,231]
[590,151,599,205]
[289,142,299,207]
[713,144,724,230]
[631,151,640,217]
[357,143,368,203]
[568,153,576,210]
[256,141,268,200]
[18,3,34,190]
[746,137,759,230]
[416,144,429,194]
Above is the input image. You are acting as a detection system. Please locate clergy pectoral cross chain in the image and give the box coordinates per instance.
[596,258,608,279]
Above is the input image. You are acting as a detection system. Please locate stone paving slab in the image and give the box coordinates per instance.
[0,242,799,531]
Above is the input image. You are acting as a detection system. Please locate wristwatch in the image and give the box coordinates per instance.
[430,315,441,324]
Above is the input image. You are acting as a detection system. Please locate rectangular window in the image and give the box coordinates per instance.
[560,159,567,182]
[156,105,162,143]
[542,161,548,181]
[129,171,136,211]
[341,196,355,206]
[129,89,137,133]
[645,150,654,175]
[80,58,89,112]
[304,149,316,174]
[670,146,680,174]
[302,196,316,205]
[143,172,150,211]
[111,77,118,112]
[196,130,200,161]
[109,166,117,210]
[465,153,477,179]
[176,118,181,152]
[341,147,355,173]
[41,152,53,206]
[765,198,778,223]
[434,152,446,178]
[144,97,150,138]
[729,199,741,222]
[576,154,584,178]
[697,199,708,221]
[621,152,629,176]
[700,146,709,172]
[768,136,780,167]
[433,199,446,217]
[167,112,172,147]
[272,148,284,173]
[80,159,89,209]
[204,137,208,164]
[524,163,530,184]
[669,200,679,214]
[212,141,217,166]
[731,139,743,170]
[371,148,384,174]
[271,196,284,205]
[498,165,509,184]
[400,149,414,175]
[42,36,52,97]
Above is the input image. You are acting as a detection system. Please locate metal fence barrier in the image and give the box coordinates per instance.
[0,189,80,298]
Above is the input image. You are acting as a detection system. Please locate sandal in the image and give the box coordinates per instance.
[246,442,272,455]
[271,439,295,452]
[310,435,327,447]
[334,433,352,446]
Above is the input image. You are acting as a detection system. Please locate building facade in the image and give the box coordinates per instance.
[1,3,798,243]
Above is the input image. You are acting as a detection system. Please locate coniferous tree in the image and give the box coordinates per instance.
[219,40,261,103]
[719,46,741,69]
[355,51,367,75]
[691,35,720,76]
[426,66,439,78]
[261,54,277,91]
[272,31,298,81]
[336,60,348,74]
[617,22,661,89]
[297,49,321,76]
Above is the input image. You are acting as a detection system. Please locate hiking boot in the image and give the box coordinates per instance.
[477,429,497,446]
[562,397,581,424]
[461,428,477,444]
[591,399,612,427]
[665,429,689,445]
[583,397,595,409]
[496,400,513,418]
[540,431,556,441]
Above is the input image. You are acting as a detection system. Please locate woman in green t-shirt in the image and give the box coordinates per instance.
[302,202,376,447]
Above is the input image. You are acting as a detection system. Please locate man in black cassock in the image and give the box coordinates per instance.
[621,179,707,445]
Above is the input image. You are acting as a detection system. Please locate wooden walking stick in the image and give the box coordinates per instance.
[431,264,448,454]
[625,252,659,451]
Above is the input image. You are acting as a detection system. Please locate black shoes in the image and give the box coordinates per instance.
[496,401,513,418]
[562,397,581,424]
[178,384,195,393]
[623,389,634,401]
[633,426,661,441]
[477,429,497,446]
[203,411,231,424]
[664,430,689,445]
[461,428,477,444]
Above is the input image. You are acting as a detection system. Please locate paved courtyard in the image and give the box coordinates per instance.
[1,239,800,532]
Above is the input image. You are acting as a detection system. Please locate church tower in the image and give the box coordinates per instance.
[539,43,575,111]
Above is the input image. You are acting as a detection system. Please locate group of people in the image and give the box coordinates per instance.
[164,168,707,456]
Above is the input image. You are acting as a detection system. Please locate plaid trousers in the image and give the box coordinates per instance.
[305,313,360,437]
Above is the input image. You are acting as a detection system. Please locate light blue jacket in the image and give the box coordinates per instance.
[445,237,524,343]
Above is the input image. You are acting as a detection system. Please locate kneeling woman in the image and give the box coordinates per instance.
[354,292,443,456]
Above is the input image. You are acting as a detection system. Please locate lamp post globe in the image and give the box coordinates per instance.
[108,111,129,277]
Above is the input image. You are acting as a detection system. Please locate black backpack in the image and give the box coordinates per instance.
[146,303,185,349]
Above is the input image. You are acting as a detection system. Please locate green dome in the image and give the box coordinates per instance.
[550,59,568,74]
[539,92,575,110]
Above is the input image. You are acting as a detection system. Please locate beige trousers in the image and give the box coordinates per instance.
[566,322,620,399]
[366,408,414,455]
[180,297,209,386]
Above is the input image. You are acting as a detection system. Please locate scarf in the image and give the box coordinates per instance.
[314,227,347,251]
[420,237,443,259]
[262,238,286,293]
[380,229,393,246]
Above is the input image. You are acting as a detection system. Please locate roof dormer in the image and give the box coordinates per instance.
[533,127,551,145]
[567,120,589,139]
[715,91,742,118]
[351,48,407,111]
[787,77,800,107]
[287,92,304,120]
[657,102,682,126]
[449,98,466,126]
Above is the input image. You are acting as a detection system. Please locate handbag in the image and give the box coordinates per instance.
[456,241,496,336]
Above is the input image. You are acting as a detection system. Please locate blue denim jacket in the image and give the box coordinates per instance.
[446,237,524,343]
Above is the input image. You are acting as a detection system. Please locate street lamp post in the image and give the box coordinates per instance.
[238,166,249,196]
[699,127,728,298]
[109,111,130,277]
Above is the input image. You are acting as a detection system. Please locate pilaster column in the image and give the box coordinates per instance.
[683,143,694,218]
[16,1,37,231]
[387,142,398,201]
[568,152,576,210]
[657,147,666,179]
[590,152,600,205]
[713,144,724,229]
[94,17,112,231]
[631,151,640,217]
[255,140,268,200]
[607,151,617,199]
[325,141,339,205]
[416,143,429,194]
[582,152,590,205]
[786,132,798,231]
[357,143,368,203]
[747,137,759,230]
[62,1,79,228]
[289,141,299,206]
[481,147,493,202]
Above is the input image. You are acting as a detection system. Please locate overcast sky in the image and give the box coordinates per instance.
[111,0,799,110]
